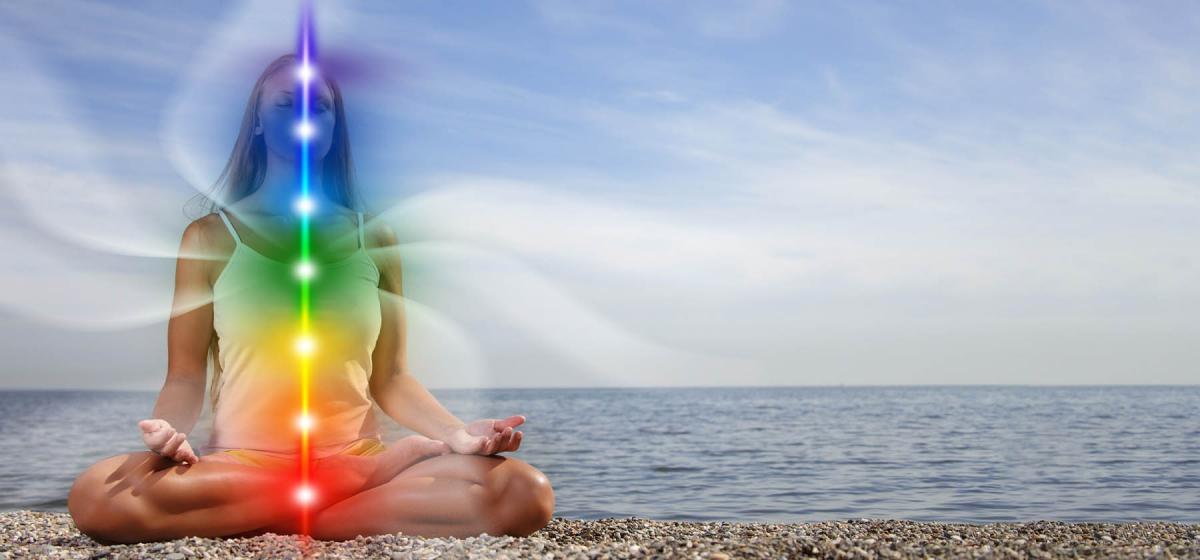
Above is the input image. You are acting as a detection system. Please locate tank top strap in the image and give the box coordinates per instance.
[216,209,243,245]
[356,212,365,250]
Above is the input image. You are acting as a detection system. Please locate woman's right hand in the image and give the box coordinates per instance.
[138,419,200,464]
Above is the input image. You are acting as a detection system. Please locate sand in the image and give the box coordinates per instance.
[1,510,1197,559]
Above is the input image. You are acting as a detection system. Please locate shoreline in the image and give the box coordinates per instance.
[2,510,1197,559]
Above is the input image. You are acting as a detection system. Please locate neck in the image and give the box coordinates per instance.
[250,152,330,215]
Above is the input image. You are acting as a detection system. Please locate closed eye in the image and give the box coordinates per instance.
[274,96,330,112]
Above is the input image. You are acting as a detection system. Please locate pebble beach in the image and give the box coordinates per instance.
[2,511,1198,559]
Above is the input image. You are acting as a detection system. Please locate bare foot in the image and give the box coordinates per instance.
[315,436,450,496]
[364,435,451,488]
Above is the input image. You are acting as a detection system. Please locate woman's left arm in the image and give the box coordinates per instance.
[366,216,524,454]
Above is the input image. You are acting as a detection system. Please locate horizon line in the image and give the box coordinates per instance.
[1,383,1197,392]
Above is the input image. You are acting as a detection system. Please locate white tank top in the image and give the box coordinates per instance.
[202,207,383,456]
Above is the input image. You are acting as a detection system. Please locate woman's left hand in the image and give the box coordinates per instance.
[439,415,525,455]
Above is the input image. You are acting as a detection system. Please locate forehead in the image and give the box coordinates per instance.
[262,65,333,100]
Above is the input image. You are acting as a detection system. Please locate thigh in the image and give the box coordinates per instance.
[392,452,508,483]
[306,454,505,540]
[306,454,551,540]
[72,451,194,508]
[75,451,284,502]
[69,451,291,542]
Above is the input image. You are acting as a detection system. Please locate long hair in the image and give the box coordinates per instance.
[184,53,367,414]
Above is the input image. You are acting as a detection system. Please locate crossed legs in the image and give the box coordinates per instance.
[307,453,555,540]
[68,450,554,543]
[67,451,374,543]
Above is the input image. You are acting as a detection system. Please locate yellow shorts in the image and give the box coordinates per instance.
[209,437,387,470]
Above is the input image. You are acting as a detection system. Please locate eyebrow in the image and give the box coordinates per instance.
[274,90,332,103]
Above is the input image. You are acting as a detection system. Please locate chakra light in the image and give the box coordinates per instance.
[294,195,315,215]
[294,260,315,280]
[295,335,315,355]
[294,0,320,538]
[296,62,315,82]
[294,120,315,140]
[295,485,315,505]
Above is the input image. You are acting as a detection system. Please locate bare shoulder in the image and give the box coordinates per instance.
[362,211,399,250]
[177,214,216,252]
[362,212,403,291]
[181,213,238,251]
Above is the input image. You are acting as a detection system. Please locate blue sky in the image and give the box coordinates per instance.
[0,0,1197,389]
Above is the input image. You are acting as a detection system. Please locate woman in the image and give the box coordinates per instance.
[66,54,554,544]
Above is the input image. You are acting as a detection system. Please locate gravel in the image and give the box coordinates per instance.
[2,510,1198,559]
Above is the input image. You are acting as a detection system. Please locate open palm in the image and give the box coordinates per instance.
[440,415,525,455]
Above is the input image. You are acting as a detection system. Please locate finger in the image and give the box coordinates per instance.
[139,419,167,434]
[497,415,525,430]
[496,427,515,452]
[504,428,520,452]
[147,426,177,450]
[179,441,200,463]
[165,432,188,459]
[490,431,507,454]
[511,430,523,451]
[161,431,186,458]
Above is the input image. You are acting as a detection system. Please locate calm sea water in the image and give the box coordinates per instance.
[0,386,1196,522]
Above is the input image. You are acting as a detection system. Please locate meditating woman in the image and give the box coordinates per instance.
[66,53,555,544]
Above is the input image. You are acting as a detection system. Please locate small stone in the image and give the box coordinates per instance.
[1,510,1195,559]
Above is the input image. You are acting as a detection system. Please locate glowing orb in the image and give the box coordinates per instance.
[295,485,315,505]
[295,260,316,280]
[294,196,315,215]
[295,120,315,139]
[295,336,316,355]
[296,414,314,431]
[296,63,315,82]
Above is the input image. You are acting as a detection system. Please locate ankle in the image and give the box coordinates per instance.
[312,454,374,502]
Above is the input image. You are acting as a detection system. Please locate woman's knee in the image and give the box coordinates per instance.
[489,458,554,537]
[68,452,162,542]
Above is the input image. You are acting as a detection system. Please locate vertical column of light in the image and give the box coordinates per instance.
[292,0,317,537]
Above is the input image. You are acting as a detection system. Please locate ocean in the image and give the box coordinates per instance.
[0,385,1196,522]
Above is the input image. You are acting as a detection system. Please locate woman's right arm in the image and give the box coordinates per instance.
[142,219,215,462]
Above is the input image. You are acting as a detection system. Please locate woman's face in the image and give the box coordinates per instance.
[256,66,336,162]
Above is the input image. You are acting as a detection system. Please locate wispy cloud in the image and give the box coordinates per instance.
[3,0,1199,387]
[0,1,205,74]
